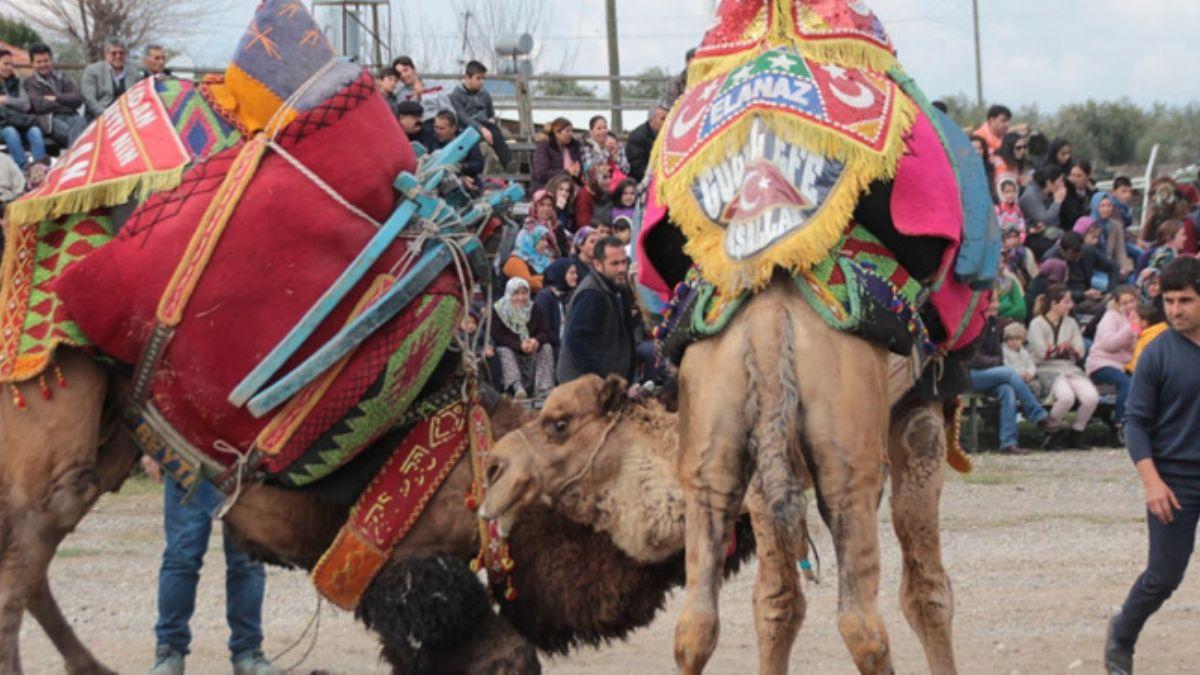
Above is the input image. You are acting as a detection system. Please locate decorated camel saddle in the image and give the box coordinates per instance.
[640,0,1000,380]
[0,0,519,609]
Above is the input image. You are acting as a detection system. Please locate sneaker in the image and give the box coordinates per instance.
[149,645,185,675]
[1037,417,1066,432]
[232,649,279,675]
[1104,616,1133,675]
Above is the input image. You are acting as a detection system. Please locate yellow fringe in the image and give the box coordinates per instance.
[653,93,917,296]
[6,166,186,227]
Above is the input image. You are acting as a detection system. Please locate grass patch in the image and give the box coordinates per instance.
[56,546,103,559]
[960,466,1023,486]
[118,474,164,497]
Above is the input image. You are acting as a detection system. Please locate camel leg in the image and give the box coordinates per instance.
[888,401,956,674]
[27,577,116,675]
[674,336,753,675]
[745,487,804,675]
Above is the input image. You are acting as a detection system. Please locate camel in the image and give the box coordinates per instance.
[0,348,761,674]
[481,292,957,675]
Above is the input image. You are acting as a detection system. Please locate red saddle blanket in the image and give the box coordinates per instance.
[55,73,457,477]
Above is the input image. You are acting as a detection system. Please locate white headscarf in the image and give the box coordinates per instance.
[494,277,532,340]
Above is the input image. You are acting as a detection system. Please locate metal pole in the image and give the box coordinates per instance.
[605,0,623,132]
[971,0,983,108]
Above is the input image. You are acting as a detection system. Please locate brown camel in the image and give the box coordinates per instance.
[482,283,956,674]
[1,349,747,674]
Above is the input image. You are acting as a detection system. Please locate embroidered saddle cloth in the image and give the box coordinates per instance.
[643,0,999,353]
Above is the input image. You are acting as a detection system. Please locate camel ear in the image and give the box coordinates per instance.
[599,374,628,413]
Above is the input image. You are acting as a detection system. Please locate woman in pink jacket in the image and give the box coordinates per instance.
[1085,285,1141,434]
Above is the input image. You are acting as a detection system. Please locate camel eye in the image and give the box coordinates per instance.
[547,418,570,435]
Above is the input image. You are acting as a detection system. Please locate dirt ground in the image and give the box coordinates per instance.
[17,448,1200,674]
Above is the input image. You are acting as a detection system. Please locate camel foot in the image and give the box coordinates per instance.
[674,605,719,675]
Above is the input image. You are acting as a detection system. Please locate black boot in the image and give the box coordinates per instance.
[1104,615,1133,674]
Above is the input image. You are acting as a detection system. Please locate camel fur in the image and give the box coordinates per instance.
[482,290,957,675]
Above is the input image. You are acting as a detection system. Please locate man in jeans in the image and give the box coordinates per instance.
[143,458,277,674]
[1105,257,1200,675]
[0,49,47,171]
[967,295,1057,454]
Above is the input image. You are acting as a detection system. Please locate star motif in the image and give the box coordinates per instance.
[758,176,771,190]
[729,64,753,85]
[699,80,721,100]
[767,53,798,72]
[822,64,848,80]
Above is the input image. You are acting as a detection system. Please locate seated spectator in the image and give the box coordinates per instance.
[0,149,25,217]
[534,257,579,355]
[544,173,579,236]
[429,110,484,188]
[394,56,450,135]
[581,115,629,176]
[1149,219,1190,273]
[570,226,598,281]
[626,105,667,183]
[525,189,566,256]
[396,100,434,150]
[1088,192,1135,277]
[996,260,1027,322]
[1020,165,1067,259]
[490,278,555,400]
[611,217,633,249]
[661,48,695,109]
[1085,286,1140,437]
[457,307,494,361]
[502,224,555,293]
[557,236,636,383]
[575,161,613,227]
[993,132,1029,187]
[1025,258,1068,323]
[1127,302,1167,373]
[1060,159,1095,233]
[1029,284,1100,448]
[139,44,172,81]
[1002,225,1037,287]
[1138,177,1197,254]
[448,60,513,170]
[610,178,638,225]
[1002,322,1041,395]
[23,43,87,148]
[968,296,1054,454]
[81,38,128,120]
[1138,267,1163,310]
[995,176,1027,237]
[973,104,1011,154]
[0,49,47,172]
[1045,231,1116,316]
[531,118,582,190]
[1073,217,1121,288]
[969,135,997,202]
[377,67,401,117]
[1109,175,1136,229]
[1041,138,1073,174]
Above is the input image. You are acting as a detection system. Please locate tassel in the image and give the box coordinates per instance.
[11,384,25,410]
[39,375,51,401]
[54,364,67,388]
[503,579,518,602]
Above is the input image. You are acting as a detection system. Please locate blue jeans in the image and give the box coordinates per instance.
[0,125,46,170]
[1091,366,1131,424]
[155,477,266,660]
[969,366,1048,448]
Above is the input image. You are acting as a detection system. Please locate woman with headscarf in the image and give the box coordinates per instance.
[580,114,630,176]
[574,160,614,227]
[1087,192,1134,277]
[534,257,580,356]
[1085,285,1140,439]
[531,117,583,190]
[490,277,555,399]
[502,225,555,293]
[1024,257,1068,324]
[525,189,567,257]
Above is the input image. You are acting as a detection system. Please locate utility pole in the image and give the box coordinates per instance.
[971,0,984,108]
[460,10,472,62]
[605,0,623,133]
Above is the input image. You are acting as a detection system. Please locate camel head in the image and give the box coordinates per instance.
[480,374,687,563]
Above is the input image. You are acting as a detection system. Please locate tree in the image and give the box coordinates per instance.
[534,76,596,99]
[6,0,228,60]
[0,15,42,48]
[620,66,670,102]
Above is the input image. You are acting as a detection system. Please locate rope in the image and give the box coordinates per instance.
[211,440,250,519]
[268,140,384,231]
[554,408,624,498]
[270,593,323,671]
[265,57,340,139]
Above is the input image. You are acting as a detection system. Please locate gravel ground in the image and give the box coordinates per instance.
[18,448,1200,673]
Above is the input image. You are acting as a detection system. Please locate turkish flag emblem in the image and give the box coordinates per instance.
[661,76,723,175]
[810,62,890,143]
[721,159,811,224]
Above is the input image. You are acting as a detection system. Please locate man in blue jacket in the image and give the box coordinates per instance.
[1105,256,1200,675]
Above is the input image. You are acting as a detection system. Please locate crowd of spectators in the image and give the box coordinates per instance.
[966,103,1200,453]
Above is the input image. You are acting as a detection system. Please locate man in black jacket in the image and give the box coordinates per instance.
[1045,231,1116,315]
[428,110,484,191]
[557,236,636,383]
[1106,257,1200,675]
[0,48,47,170]
[23,43,86,148]
[625,105,667,183]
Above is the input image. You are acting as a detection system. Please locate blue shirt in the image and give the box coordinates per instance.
[1125,328,1200,477]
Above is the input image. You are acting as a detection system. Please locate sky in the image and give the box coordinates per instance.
[184,0,1200,112]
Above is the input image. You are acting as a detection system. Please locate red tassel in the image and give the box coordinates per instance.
[39,375,51,401]
[54,364,67,388]
[504,580,518,602]
[11,384,25,411]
